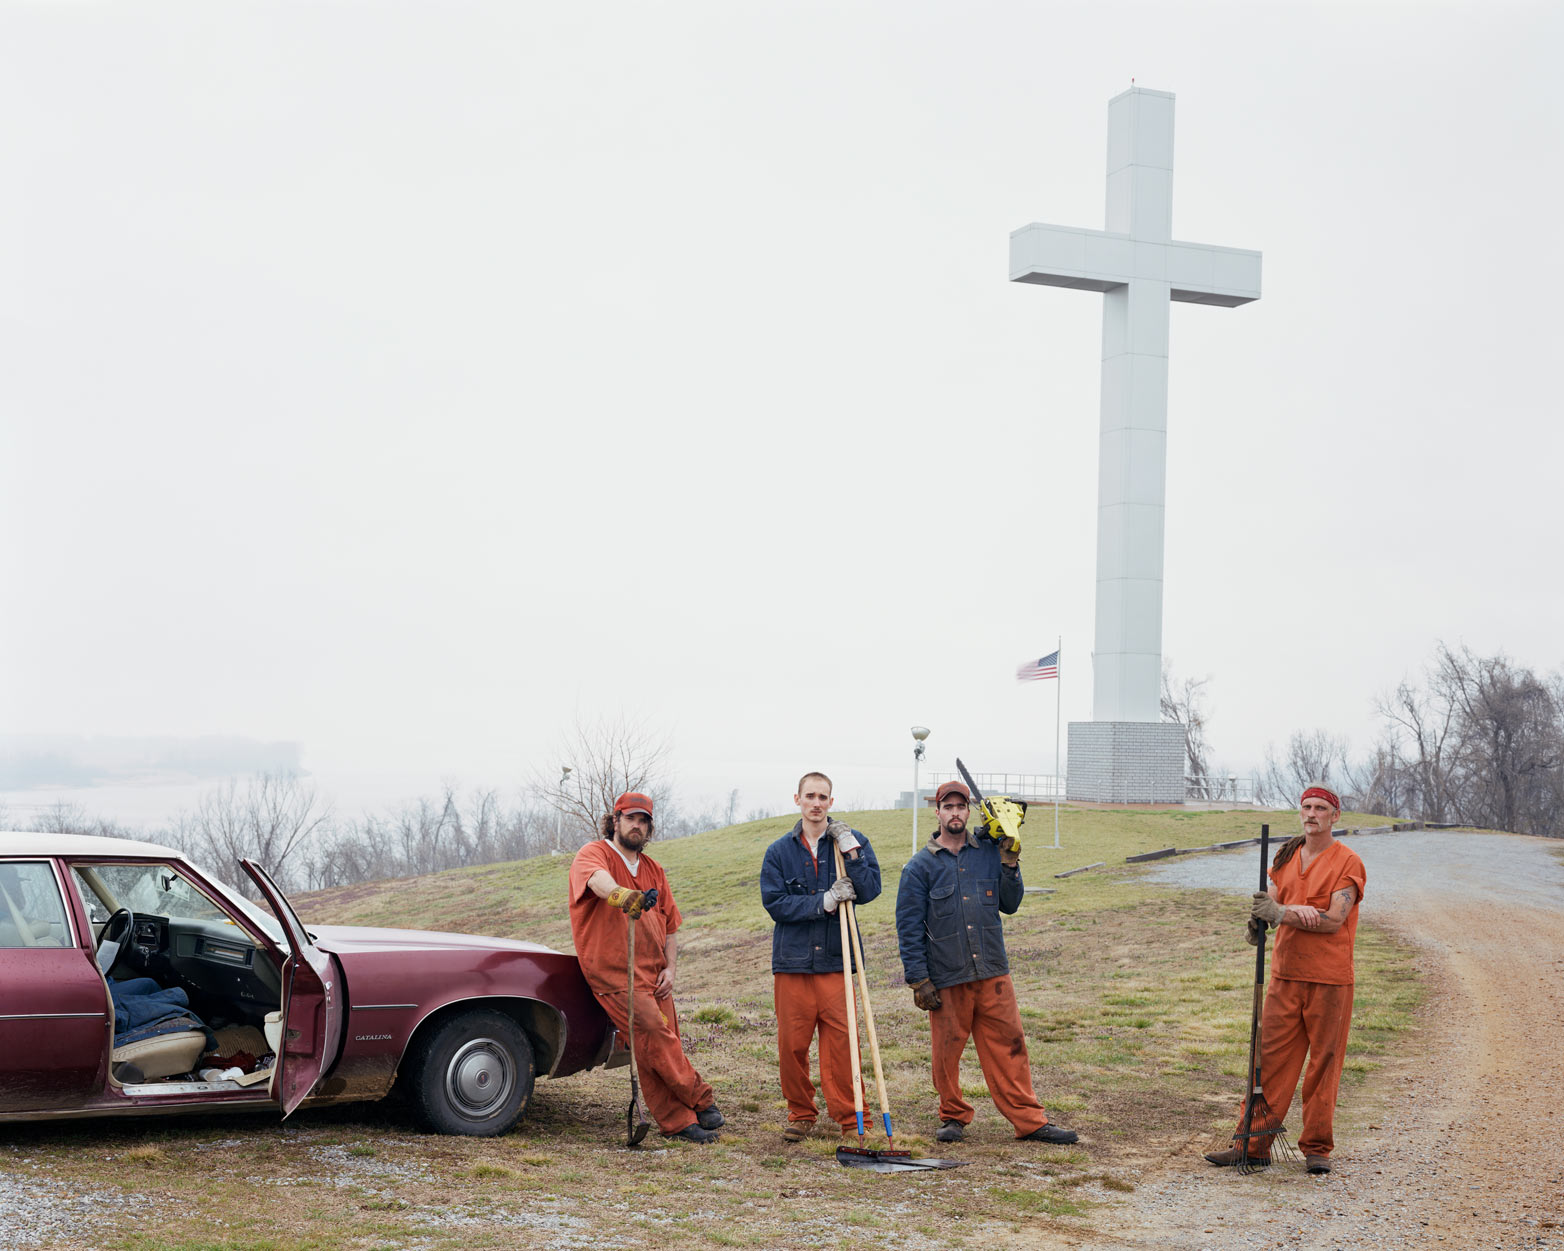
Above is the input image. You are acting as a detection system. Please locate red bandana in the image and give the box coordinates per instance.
[1300,785,1341,811]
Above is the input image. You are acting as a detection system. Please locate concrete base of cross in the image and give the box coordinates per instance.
[1066,721,1187,804]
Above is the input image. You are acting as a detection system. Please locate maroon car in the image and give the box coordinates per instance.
[0,833,614,1135]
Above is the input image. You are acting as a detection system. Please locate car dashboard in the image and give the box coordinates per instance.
[128,914,283,1024]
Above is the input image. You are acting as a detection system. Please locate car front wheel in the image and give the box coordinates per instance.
[407,1009,535,1136]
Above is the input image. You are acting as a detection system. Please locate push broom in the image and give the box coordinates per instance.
[830,840,967,1173]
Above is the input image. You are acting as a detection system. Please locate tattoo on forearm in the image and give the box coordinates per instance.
[1331,885,1357,918]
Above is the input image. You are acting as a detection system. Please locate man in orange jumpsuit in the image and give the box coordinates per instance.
[894,780,1077,1145]
[759,770,882,1141]
[1206,784,1366,1175]
[568,791,722,1143]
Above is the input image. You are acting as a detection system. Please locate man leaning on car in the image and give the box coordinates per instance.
[567,791,723,1143]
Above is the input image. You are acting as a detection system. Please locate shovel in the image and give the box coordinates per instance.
[830,841,967,1173]
[625,886,659,1147]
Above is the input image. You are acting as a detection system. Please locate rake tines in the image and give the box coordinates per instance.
[1232,1089,1300,1174]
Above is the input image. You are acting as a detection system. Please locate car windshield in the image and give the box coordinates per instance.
[217,881,285,944]
[73,862,286,946]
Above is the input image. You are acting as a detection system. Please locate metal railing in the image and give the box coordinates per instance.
[921,772,1065,802]
[1185,776,1257,803]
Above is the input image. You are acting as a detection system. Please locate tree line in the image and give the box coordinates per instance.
[1171,643,1564,837]
[7,716,782,895]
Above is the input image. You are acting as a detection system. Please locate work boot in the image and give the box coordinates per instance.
[781,1121,813,1143]
[1204,1146,1270,1168]
[1305,1154,1332,1175]
[936,1120,964,1143]
[696,1103,725,1130]
[1022,1123,1079,1145]
[664,1123,718,1144]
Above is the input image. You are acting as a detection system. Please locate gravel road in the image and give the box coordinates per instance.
[1086,829,1564,1251]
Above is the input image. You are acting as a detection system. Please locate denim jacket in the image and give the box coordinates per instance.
[760,822,882,974]
[895,831,1023,989]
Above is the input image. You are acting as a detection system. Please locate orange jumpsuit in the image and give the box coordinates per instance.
[568,839,713,1134]
[1243,838,1367,1160]
[930,974,1049,1137]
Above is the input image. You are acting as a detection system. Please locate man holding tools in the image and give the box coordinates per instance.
[1206,785,1365,1175]
[759,771,882,1142]
[569,791,723,1144]
[895,779,1078,1145]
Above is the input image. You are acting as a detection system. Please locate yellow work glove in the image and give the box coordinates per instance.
[606,887,647,919]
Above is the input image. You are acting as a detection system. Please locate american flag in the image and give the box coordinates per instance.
[1016,650,1059,681]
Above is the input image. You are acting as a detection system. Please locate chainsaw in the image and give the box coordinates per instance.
[955,758,1027,854]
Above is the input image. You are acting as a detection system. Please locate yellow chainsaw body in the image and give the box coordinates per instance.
[980,795,1028,851]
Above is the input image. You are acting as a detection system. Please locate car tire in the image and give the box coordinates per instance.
[407,1009,534,1137]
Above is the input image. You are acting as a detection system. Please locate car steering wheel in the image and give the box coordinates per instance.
[96,907,135,976]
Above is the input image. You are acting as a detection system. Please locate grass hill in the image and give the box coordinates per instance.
[281,804,1421,1245]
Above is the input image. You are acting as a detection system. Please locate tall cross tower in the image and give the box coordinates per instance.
[1010,87,1261,802]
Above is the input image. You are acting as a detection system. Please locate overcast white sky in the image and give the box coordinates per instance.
[3,1,1561,827]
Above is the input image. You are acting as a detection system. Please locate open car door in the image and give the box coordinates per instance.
[241,858,344,1117]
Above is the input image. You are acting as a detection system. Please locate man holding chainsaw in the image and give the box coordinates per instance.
[1206,784,1365,1175]
[895,778,1078,1145]
[568,791,723,1143]
[760,771,882,1141]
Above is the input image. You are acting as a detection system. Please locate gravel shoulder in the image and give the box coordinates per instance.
[1084,832,1564,1251]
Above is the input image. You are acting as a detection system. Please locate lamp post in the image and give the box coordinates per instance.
[911,726,930,854]
[556,765,573,851]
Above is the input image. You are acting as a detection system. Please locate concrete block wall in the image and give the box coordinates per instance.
[1066,720,1187,803]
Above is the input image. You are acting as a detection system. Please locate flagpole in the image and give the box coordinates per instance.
[1053,634,1061,850]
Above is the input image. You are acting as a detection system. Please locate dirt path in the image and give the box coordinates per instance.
[1089,886,1564,1250]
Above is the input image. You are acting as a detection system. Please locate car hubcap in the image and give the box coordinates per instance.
[446,1037,515,1118]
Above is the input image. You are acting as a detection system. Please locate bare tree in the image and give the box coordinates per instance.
[1432,643,1562,835]
[182,773,333,895]
[1372,677,1458,823]
[528,715,673,849]
[1161,661,1212,796]
[1260,730,1351,809]
[27,801,138,841]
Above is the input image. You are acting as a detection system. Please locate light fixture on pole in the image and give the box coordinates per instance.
[557,765,573,851]
[910,726,930,854]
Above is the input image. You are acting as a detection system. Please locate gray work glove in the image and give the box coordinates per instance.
[826,820,860,855]
[1251,893,1286,926]
[822,876,857,912]
[1245,916,1265,947]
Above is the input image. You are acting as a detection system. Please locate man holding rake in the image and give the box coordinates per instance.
[1206,785,1365,1175]
[759,771,882,1141]
[895,780,1077,1146]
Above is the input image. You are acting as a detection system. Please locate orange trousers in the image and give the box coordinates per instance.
[774,973,863,1130]
[929,974,1049,1138]
[1238,976,1354,1159]
[594,989,713,1135]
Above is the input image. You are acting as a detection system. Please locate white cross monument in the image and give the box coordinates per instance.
[1010,87,1261,803]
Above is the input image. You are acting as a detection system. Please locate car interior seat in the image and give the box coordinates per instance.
[111,1029,209,1081]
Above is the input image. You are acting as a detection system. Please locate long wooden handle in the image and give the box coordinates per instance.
[836,842,891,1140]
[836,877,864,1136]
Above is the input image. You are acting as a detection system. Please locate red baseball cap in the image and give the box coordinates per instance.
[614,791,654,817]
[934,780,970,804]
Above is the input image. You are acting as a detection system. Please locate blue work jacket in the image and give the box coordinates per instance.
[760,822,882,974]
[895,831,1023,990]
